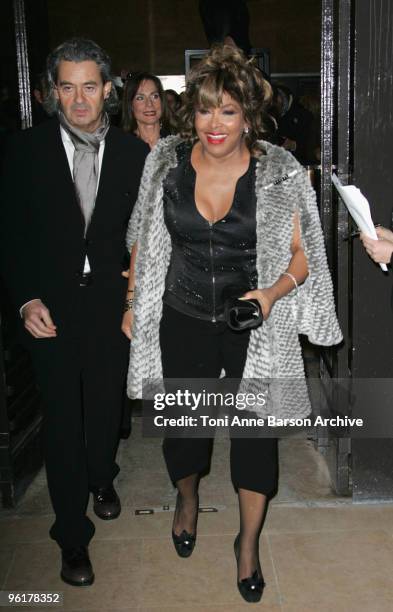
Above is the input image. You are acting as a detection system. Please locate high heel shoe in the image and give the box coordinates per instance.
[171,494,198,558]
[234,533,265,603]
[171,529,196,558]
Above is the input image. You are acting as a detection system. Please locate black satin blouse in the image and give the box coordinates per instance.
[163,143,258,322]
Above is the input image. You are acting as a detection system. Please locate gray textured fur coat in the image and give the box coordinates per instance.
[126,136,342,418]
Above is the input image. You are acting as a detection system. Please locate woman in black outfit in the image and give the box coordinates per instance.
[156,53,297,603]
[123,45,341,602]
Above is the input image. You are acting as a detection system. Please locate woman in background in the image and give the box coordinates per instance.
[164,88,182,114]
[122,72,176,149]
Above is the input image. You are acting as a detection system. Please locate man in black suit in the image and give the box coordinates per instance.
[0,38,148,586]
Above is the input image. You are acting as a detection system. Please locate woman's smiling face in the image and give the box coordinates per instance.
[194,91,248,158]
[131,79,162,128]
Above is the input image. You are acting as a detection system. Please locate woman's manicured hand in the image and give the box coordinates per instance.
[241,287,278,320]
[121,309,133,340]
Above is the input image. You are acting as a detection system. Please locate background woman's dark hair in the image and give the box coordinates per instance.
[121,72,176,135]
[44,37,119,115]
[179,44,272,151]
[164,89,182,112]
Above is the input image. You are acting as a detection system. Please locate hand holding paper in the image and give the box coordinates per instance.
[360,231,393,266]
[331,173,388,271]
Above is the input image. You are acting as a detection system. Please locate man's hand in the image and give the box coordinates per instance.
[241,287,278,320]
[376,226,393,243]
[360,233,393,264]
[22,299,57,338]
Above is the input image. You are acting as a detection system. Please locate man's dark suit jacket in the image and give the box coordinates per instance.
[0,118,148,332]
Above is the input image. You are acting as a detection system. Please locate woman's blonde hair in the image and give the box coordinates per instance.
[179,45,272,150]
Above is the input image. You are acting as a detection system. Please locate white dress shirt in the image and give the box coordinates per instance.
[20,125,106,314]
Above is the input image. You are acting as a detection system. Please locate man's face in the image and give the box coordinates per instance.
[54,60,111,132]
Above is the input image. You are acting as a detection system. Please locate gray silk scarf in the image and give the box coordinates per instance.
[58,110,110,234]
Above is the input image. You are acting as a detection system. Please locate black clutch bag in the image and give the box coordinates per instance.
[224,296,263,331]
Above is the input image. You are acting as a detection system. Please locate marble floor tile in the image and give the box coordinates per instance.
[12,476,53,516]
[140,605,281,611]
[3,540,143,610]
[117,473,176,508]
[0,515,52,545]
[269,529,393,610]
[91,505,240,542]
[0,546,15,589]
[10,608,138,612]
[264,504,388,534]
[274,439,338,504]
[281,605,387,612]
[372,504,393,532]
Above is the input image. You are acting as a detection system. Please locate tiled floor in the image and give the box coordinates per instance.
[1,418,393,611]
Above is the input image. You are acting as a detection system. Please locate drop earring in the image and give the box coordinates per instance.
[244,126,249,135]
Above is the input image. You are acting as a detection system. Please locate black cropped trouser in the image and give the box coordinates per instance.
[160,304,278,496]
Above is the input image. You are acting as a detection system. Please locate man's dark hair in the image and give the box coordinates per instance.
[44,37,119,115]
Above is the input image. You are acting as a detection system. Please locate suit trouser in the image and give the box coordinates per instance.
[27,288,129,548]
[160,304,278,497]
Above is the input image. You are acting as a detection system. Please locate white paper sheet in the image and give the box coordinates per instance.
[331,173,388,271]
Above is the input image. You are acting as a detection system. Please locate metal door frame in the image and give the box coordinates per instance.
[318,0,353,495]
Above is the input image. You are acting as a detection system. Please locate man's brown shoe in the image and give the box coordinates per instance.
[61,546,94,587]
[92,484,121,520]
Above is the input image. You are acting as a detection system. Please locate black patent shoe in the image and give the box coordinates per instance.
[172,529,196,557]
[61,546,94,587]
[91,484,121,520]
[234,534,265,603]
[172,493,198,557]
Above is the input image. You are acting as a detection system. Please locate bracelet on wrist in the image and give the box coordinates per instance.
[124,298,134,312]
[281,272,298,292]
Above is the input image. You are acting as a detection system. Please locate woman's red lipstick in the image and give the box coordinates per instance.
[206,133,227,144]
